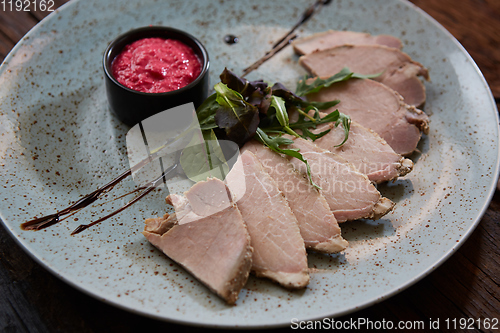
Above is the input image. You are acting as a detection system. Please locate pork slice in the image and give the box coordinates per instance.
[307,119,413,182]
[143,213,177,235]
[142,178,253,305]
[292,30,402,55]
[242,140,348,253]
[306,78,429,156]
[284,136,394,222]
[225,150,309,288]
[299,44,429,107]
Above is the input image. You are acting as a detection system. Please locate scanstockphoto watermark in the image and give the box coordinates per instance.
[1,0,55,12]
[290,317,430,330]
[291,317,499,330]
[260,157,378,194]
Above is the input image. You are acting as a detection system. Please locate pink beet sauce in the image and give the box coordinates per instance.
[111,37,202,93]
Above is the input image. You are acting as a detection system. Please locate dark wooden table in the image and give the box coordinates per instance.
[1,1,499,332]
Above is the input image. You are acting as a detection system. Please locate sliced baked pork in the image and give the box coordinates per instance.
[292,30,402,55]
[306,78,429,156]
[284,136,394,222]
[225,150,309,288]
[299,45,429,107]
[309,120,414,183]
[242,140,348,253]
[142,178,253,305]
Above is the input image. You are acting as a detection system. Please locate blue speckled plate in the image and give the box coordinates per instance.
[0,0,498,328]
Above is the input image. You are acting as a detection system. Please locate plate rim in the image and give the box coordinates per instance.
[0,0,499,328]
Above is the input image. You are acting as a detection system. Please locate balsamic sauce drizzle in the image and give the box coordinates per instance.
[241,33,298,78]
[272,0,330,49]
[21,168,132,231]
[22,0,330,235]
[241,0,331,77]
[21,145,168,232]
[70,162,180,235]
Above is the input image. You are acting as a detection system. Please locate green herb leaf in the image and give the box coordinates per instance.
[213,82,260,146]
[254,128,320,190]
[332,110,351,147]
[300,127,331,141]
[268,96,301,137]
[261,106,351,146]
[180,129,230,183]
[305,99,340,110]
[196,93,218,130]
[214,82,246,107]
[297,110,350,146]
[295,67,381,96]
[272,82,340,110]
[220,67,271,113]
[271,95,288,128]
[203,129,227,164]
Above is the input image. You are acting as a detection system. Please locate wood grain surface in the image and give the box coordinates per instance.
[1,1,499,332]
